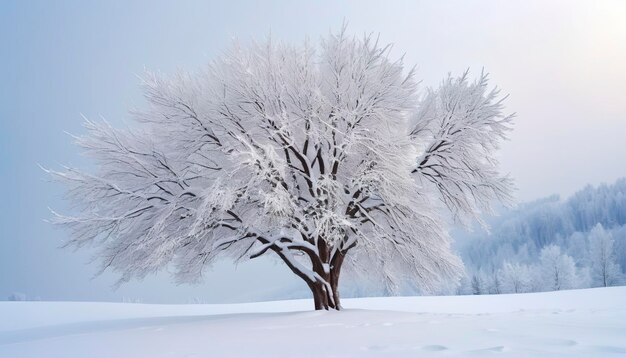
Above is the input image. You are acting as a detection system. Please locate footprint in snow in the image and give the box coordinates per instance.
[362,344,390,352]
[473,346,507,353]
[422,345,448,352]
[546,338,577,347]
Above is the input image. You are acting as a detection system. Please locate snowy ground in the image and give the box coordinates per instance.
[1,287,625,357]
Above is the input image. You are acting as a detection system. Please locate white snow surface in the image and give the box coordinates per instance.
[1,287,625,357]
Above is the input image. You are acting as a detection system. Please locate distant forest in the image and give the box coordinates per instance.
[455,178,626,295]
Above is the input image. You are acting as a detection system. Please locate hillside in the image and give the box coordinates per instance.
[453,178,626,295]
[1,287,625,357]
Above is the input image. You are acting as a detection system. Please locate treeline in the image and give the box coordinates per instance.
[455,178,626,295]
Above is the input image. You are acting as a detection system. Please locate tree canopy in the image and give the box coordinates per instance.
[48,29,513,309]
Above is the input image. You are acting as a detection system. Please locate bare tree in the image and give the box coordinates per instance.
[499,262,532,294]
[538,244,578,291]
[47,29,513,310]
[589,224,622,287]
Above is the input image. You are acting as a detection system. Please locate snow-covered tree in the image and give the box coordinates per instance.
[499,262,532,293]
[471,274,484,295]
[468,268,501,295]
[489,267,503,294]
[588,224,622,287]
[538,244,577,291]
[47,29,513,310]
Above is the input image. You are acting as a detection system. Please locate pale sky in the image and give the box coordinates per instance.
[1,0,625,303]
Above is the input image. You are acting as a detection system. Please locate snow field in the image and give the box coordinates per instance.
[1,287,624,357]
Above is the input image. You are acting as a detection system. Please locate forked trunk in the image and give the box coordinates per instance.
[311,282,333,310]
[310,250,346,310]
[311,279,339,310]
[271,237,352,311]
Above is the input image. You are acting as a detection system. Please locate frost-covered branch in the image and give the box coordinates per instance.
[411,71,514,227]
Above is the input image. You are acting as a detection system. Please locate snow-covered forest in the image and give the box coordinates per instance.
[456,178,626,295]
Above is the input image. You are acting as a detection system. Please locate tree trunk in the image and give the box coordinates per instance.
[269,237,352,311]
[311,281,331,310]
[329,249,346,309]
[309,279,338,310]
[309,250,346,311]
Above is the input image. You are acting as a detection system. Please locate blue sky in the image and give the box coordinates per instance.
[1,0,625,303]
